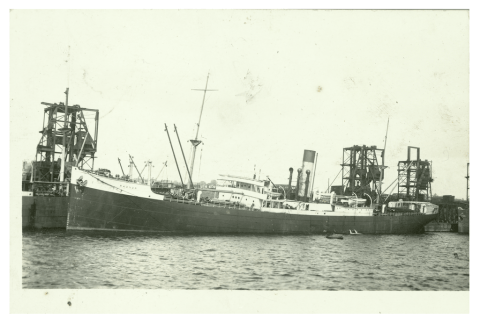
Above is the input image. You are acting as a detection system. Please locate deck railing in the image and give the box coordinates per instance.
[163,197,430,216]
[166,197,253,211]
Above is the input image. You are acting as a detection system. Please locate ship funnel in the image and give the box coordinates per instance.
[298,150,316,201]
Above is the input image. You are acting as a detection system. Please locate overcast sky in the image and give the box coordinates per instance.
[11,10,469,198]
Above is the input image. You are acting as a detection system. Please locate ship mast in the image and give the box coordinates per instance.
[466,162,469,203]
[59,88,69,182]
[188,74,217,189]
[377,118,389,204]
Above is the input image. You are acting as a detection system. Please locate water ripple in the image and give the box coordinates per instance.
[22,230,469,290]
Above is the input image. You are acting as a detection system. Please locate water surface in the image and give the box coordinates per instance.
[22,230,469,290]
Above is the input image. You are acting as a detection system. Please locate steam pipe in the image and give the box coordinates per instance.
[305,170,311,202]
[311,152,318,195]
[295,168,302,201]
[287,167,293,199]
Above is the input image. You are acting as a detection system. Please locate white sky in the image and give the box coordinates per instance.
[10,10,469,198]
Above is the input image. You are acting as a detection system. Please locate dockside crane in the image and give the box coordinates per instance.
[33,88,99,196]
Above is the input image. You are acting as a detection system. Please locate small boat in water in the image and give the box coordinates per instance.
[349,229,361,235]
[326,233,344,240]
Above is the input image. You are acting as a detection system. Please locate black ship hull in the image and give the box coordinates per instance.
[67,181,437,235]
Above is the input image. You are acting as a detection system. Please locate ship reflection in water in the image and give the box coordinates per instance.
[22,229,469,290]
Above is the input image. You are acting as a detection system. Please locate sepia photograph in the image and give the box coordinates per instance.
[9,7,472,314]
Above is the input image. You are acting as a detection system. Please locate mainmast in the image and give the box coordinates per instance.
[188,74,217,189]
[377,118,389,204]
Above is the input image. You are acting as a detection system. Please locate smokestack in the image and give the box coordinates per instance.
[298,150,316,200]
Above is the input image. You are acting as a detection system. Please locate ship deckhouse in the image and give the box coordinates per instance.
[214,174,268,209]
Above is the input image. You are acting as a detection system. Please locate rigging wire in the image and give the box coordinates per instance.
[326,167,343,192]
[198,148,203,180]
[139,164,147,177]
[153,160,168,183]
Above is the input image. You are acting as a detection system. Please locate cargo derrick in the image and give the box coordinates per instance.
[397,146,433,202]
[33,100,99,196]
[341,145,386,204]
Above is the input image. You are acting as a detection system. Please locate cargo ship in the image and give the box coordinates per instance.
[66,160,439,234]
[32,82,440,234]
[65,77,439,234]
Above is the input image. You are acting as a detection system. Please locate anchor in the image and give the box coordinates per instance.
[75,176,88,193]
